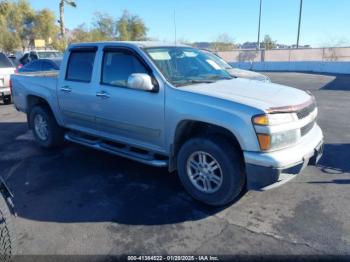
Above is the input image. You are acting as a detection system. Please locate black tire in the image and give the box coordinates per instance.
[0,193,16,261]
[2,96,11,105]
[177,135,245,206]
[30,105,64,148]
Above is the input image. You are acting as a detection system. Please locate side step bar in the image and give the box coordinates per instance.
[65,132,168,168]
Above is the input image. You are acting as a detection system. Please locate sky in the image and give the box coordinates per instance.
[29,0,349,47]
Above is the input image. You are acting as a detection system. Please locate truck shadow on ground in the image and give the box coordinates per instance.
[321,73,350,91]
[265,72,350,91]
[3,132,225,225]
[2,122,348,226]
[307,179,350,184]
[318,143,350,175]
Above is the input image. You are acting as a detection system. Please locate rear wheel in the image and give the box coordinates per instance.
[30,105,64,148]
[2,96,11,105]
[177,136,245,206]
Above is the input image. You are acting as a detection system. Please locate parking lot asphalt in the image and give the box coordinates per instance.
[0,72,349,256]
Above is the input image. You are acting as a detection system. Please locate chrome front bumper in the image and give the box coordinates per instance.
[244,123,324,189]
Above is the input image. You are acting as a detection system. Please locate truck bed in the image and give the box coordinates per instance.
[11,71,59,113]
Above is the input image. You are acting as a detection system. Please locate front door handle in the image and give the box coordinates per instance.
[60,86,72,93]
[96,91,110,99]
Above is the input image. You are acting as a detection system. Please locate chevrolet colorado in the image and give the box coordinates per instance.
[11,42,324,206]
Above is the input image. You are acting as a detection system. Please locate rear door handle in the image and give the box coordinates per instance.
[60,86,72,93]
[96,91,110,99]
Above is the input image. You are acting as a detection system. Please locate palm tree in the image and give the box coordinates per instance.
[59,0,76,37]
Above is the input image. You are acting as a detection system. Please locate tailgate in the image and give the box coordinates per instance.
[0,67,15,88]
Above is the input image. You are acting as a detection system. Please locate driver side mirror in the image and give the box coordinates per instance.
[127,73,155,92]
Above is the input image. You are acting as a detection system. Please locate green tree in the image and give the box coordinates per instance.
[0,0,35,51]
[92,12,116,40]
[33,9,58,44]
[0,29,20,52]
[116,10,148,41]
[261,34,276,50]
[211,33,236,52]
[70,23,92,43]
[59,0,76,37]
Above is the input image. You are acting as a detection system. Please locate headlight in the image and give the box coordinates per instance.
[257,129,300,151]
[252,113,296,126]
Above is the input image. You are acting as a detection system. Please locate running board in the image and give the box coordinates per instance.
[64,132,168,167]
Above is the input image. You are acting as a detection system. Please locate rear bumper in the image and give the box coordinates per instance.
[244,124,324,190]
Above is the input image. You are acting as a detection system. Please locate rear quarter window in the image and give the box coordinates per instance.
[66,51,96,82]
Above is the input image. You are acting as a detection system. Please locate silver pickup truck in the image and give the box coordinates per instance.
[11,42,324,206]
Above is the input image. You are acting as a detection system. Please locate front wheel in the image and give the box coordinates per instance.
[177,136,245,206]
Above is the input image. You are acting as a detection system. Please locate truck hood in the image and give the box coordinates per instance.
[227,68,270,82]
[180,78,311,112]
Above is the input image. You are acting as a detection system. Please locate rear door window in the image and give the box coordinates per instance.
[66,51,96,82]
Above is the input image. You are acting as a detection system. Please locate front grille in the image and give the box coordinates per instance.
[301,121,315,136]
[297,102,316,119]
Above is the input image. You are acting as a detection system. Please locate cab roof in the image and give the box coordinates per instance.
[69,41,190,49]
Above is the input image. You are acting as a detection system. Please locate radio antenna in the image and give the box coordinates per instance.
[173,9,177,45]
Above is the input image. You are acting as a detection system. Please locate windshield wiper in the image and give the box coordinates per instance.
[205,75,233,80]
[175,79,216,87]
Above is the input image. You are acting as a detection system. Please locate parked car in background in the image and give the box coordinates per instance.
[0,53,15,105]
[201,50,271,82]
[18,58,61,73]
[18,50,63,66]
[7,55,19,67]
[11,42,323,206]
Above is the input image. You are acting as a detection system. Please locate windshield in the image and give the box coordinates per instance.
[53,59,62,68]
[144,47,233,86]
[37,52,63,59]
[202,51,233,70]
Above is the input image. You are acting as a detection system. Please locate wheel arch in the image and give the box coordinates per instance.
[169,120,244,172]
[26,95,62,129]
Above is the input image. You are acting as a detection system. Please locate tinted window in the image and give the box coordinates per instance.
[20,54,30,65]
[30,52,38,60]
[66,51,96,82]
[102,51,147,87]
[0,53,14,68]
[53,60,61,68]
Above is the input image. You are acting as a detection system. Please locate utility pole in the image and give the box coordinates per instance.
[296,0,303,48]
[257,0,262,50]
